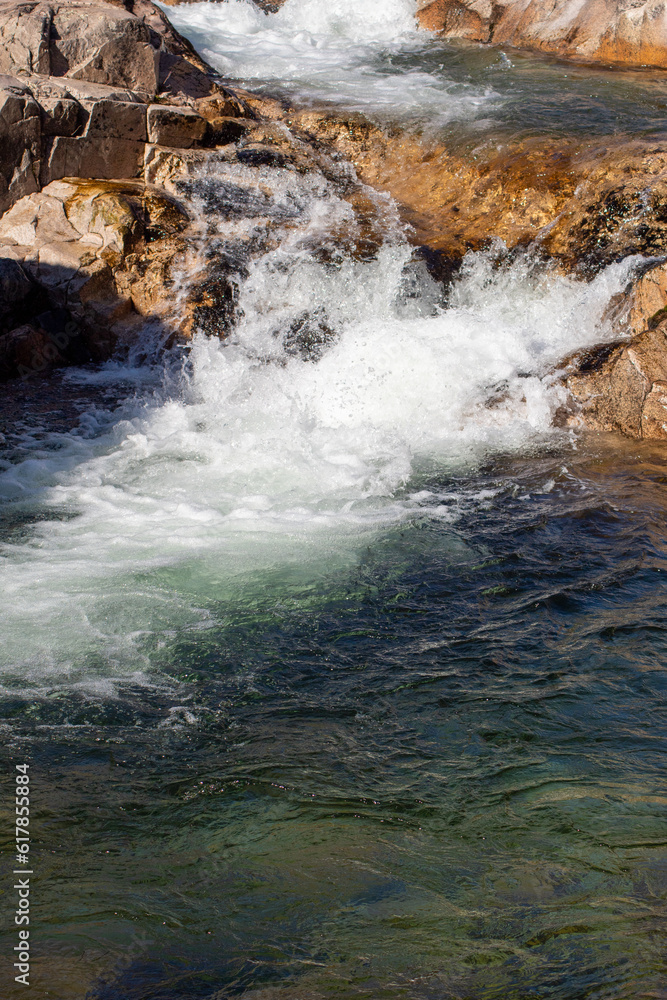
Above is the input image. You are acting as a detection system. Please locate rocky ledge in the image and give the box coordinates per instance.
[288,108,667,440]
[0,0,364,378]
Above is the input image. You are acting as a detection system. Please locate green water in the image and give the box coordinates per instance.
[1,442,665,998]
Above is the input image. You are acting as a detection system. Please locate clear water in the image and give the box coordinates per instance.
[0,2,666,998]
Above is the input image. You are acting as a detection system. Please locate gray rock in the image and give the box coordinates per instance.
[0,83,41,215]
[51,4,160,97]
[0,2,160,96]
[147,104,206,148]
[39,96,82,136]
[85,100,147,142]
[0,3,51,77]
[42,135,145,185]
[29,75,145,106]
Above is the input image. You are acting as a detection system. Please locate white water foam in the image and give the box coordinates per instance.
[163,0,497,128]
[0,158,640,685]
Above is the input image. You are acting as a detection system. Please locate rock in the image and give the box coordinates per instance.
[0,180,190,376]
[0,79,41,215]
[129,0,222,100]
[84,100,147,142]
[0,1,159,94]
[49,3,160,96]
[180,272,240,340]
[0,322,64,378]
[0,256,31,306]
[561,258,667,439]
[195,93,252,122]
[0,1,256,217]
[0,3,51,77]
[39,95,82,136]
[0,0,326,379]
[251,0,284,10]
[42,136,146,185]
[0,190,80,247]
[417,0,667,71]
[143,144,228,189]
[0,257,43,341]
[417,0,488,38]
[610,258,667,335]
[146,104,207,148]
[29,74,144,106]
[294,111,667,270]
[204,116,252,147]
[566,322,667,439]
[0,0,224,101]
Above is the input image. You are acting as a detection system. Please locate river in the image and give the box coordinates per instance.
[0,0,665,997]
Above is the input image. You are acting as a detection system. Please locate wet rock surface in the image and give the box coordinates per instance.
[562,259,667,439]
[286,108,667,439]
[292,112,667,270]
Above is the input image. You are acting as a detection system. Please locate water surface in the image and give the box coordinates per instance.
[168,0,667,142]
[1,2,666,998]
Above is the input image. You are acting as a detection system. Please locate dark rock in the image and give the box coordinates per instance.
[281,308,338,362]
[0,257,31,313]
[237,144,290,168]
[204,116,251,147]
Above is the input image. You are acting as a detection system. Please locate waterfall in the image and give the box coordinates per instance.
[0,148,637,683]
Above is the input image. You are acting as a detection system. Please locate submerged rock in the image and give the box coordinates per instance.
[294,112,667,272]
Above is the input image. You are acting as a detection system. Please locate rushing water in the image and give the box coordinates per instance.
[1,2,666,998]
[167,0,667,140]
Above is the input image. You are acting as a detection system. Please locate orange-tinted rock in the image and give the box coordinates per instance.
[418,0,667,71]
[292,111,667,269]
[417,0,490,39]
[565,321,667,439]
[0,179,190,375]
